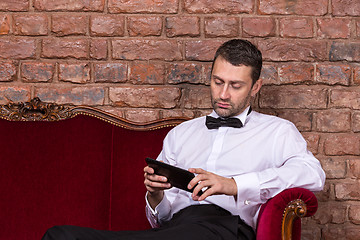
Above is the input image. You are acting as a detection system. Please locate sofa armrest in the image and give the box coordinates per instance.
[256,188,318,240]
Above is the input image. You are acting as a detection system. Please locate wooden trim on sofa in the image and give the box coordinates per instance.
[282,199,307,240]
[0,97,188,131]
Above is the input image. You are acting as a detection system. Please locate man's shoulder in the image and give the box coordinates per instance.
[250,111,296,129]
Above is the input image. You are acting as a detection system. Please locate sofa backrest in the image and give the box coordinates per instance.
[0,98,186,240]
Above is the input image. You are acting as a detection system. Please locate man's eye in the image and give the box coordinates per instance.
[232,84,241,89]
[215,80,223,85]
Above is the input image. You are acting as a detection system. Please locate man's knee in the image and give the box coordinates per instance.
[42,225,73,240]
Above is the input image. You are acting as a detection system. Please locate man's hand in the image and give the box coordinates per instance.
[187,168,237,201]
[144,165,171,209]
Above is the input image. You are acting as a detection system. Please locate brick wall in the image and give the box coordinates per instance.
[0,0,359,239]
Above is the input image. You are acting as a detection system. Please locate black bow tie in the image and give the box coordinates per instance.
[205,116,243,129]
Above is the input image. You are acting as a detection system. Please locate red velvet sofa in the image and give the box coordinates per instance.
[0,98,318,240]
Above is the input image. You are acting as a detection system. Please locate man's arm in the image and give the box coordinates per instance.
[188,168,238,201]
[187,122,325,204]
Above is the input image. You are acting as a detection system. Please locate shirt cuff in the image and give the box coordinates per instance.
[232,172,261,206]
[145,191,172,227]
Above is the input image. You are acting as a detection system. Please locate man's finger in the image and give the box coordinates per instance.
[188,168,206,174]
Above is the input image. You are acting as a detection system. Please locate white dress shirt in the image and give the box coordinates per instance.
[145,107,326,230]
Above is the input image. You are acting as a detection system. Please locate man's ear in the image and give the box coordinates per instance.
[251,79,263,97]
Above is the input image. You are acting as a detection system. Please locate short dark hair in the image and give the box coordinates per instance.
[212,39,262,85]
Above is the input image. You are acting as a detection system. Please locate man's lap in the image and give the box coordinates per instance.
[41,205,255,240]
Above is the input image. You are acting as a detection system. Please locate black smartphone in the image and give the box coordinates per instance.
[145,157,203,195]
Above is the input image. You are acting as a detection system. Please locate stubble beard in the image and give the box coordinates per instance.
[211,92,252,118]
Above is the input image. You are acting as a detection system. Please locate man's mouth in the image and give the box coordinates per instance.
[216,102,231,109]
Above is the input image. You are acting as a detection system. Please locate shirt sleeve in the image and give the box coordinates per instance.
[233,122,325,204]
[145,128,177,227]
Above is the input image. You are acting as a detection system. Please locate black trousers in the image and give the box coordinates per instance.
[42,204,256,240]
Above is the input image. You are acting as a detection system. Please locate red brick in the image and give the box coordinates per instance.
[357,20,360,38]
[90,39,107,60]
[0,0,29,11]
[0,86,30,104]
[279,17,313,38]
[258,39,327,61]
[0,38,36,59]
[316,64,351,85]
[184,0,253,14]
[109,87,181,108]
[353,112,360,132]
[0,61,17,82]
[322,224,360,240]
[13,14,48,36]
[185,40,223,61]
[35,87,105,105]
[42,38,88,59]
[51,15,87,36]
[129,62,165,85]
[329,42,360,62]
[335,180,360,200]
[349,159,360,179]
[94,63,127,83]
[330,89,360,109]
[354,65,360,85]
[90,15,124,37]
[165,17,200,38]
[197,109,213,116]
[161,109,195,119]
[34,0,104,11]
[204,17,239,38]
[184,87,212,109]
[21,62,54,83]
[112,40,182,61]
[349,203,360,224]
[203,63,212,86]
[59,63,90,84]
[332,0,360,16]
[108,0,178,13]
[276,110,313,132]
[313,201,347,224]
[324,134,360,155]
[317,18,351,39]
[128,16,162,37]
[259,0,328,16]
[315,110,351,132]
[302,133,320,154]
[124,109,160,123]
[0,15,10,35]
[278,63,314,84]
[318,157,347,179]
[259,86,328,109]
[166,63,202,84]
[97,107,124,118]
[300,223,321,240]
[259,64,278,85]
[242,17,276,37]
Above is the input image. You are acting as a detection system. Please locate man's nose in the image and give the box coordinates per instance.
[220,85,230,100]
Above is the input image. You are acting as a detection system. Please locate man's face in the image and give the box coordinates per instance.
[210,56,262,118]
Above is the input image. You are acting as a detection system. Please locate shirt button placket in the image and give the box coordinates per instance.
[206,127,228,173]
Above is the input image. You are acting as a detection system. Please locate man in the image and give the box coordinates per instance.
[42,39,325,240]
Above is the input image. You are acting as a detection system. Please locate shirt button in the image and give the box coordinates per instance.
[244,200,251,205]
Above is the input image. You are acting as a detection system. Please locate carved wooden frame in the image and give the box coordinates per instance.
[282,199,307,240]
[0,97,187,131]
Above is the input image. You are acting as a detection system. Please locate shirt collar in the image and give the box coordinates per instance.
[209,105,252,127]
